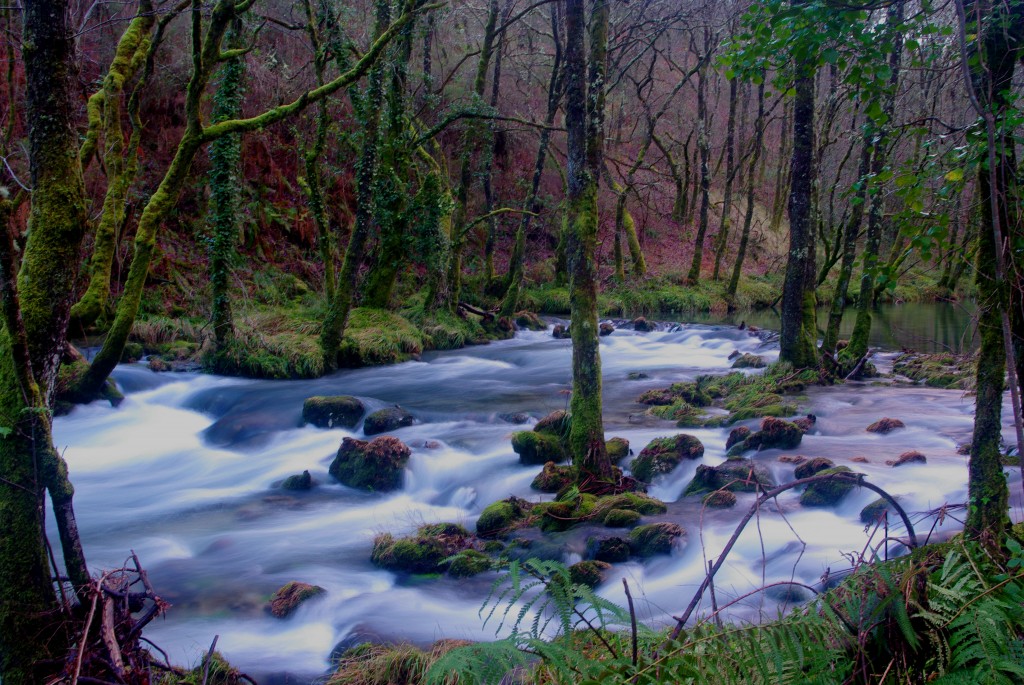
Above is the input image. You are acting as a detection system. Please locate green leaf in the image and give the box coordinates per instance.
[945,168,965,182]
[0,426,9,439]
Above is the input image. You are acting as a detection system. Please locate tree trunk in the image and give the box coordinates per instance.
[686,50,711,286]
[712,74,738,281]
[565,0,611,485]
[727,83,765,299]
[778,35,817,369]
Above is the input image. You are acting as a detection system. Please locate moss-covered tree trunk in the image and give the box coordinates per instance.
[208,22,246,351]
[564,0,612,486]
[964,0,1023,543]
[686,51,711,286]
[70,4,154,329]
[320,0,390,368]
[1,2,90,680]
[778,40,818,369]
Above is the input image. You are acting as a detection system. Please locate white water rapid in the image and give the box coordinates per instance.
[52,321,1021,683]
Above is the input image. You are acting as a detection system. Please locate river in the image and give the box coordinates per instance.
[52,306,1019,683]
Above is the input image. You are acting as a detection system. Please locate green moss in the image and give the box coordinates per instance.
[605,437,630,461]
[447,550,491,578]
[568,560,611,588]
[339,307,424,367]
[363,407,414,435]
[329,436,411,491]
[794,457,835,480]
[630,434,704,482]
[302,395,365,429]
[371,534,448,574]
[531,462,575,492]
[268,581,325,618]
[591,492,668,518]
[859,497,892,524]
[800,466,858,507]
[893,352,975,390]
[629,522,684,557]
[592,536,631,562]
[417,522,470,538]
[603,508,641,527]
[511,430,567,465]
[476,499,527,538]
[702,489,737,508]
[280,470,313,491]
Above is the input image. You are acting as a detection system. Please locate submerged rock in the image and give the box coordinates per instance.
[866,417,905,434]
[371,523,472,575]
[731,353,766,369]
[630,434,705,482]
[860,497,893,524]
[330,436,411,491]
[793,414,817,433]
[569,560,612,588]
[603,508,641,527]
[514,311,546,331]
[302,395,365,429]
[280,470,313,491]
[629,522,684,557]
[269,581,325,618]
[363,406,414,435]
[800,466,858,507]
[889,450,926,467]
[793,457,834,480]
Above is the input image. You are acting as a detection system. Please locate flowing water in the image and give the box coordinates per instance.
[52,308,1018,683]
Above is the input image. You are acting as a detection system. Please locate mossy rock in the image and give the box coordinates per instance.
[637,381,712,408]
[731,353,766,369]
[363,406,414,435]
[793,457,834,480]
[866,417,905,434]
[632,317,653,332]
[569,560,611,588]
[726,425,751,450]
[417,522,471,538]
[448,550,492,578]
[476,498,528,539]
[552,324,570,339]
[702,489,737,509]
[757,417,803,449]
[599,322,615,336]
[684,460,774,496]
[860,497,892,524]
[370,534,448,574]
[892,352,974,390]
[591,536,631,563]
[890,450,926,467]
[268,581,325,618]
[606,437,630,461]
[534,494,599,532]
[800,467,858,507]
[280,470,313,491]
[302,395,365,429]
[603,508,641,528]
[531,461,575,492]
[512,430,567,465]
[629,522,684,557]
[329,436,411,491]
[121,341,144,363]
[591,492,667,519]
[514,310,546,331]
[631,434,705,482]
[534,410,570,436]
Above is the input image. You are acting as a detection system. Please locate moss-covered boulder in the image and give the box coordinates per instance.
[363,406,414,435]
[552,324,570,339]
[448,550,492,578]
[890,450,926,467]
[591,492,668,519]
[793,457,834,480]
[302,395,365,429]
[599,322,615,336]
[534,410,570,436]
[371,523,471,575]
[860,497,893,524]
[893,352,974,390]
[531,461,574,492]
[569,560,611,588]
[603,508,641,528]
[726,426,751,450]
[631,434,705,482]
[731,353,766,369]
[702,489,737,509]
[629,523,684,557]
[684,459,775,496]
[632,317,653,332]
[728,416,803,455]
[606,437,630,461]
[793,414,816,433]
[280,470,313,491]
[591,536,631,562]
[514,311,546,331]
[330,436,411,491]
[512,431,567,465]
[866,417,905,434]
[269,581,325,618]
[800,467,858,507]
[476,498,529,538]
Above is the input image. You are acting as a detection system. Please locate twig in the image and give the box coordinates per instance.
[622,578,638,667]
[707,560,722,628]
[101,594,126,680]
[71,582,101,685]
[200,634,220,685]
